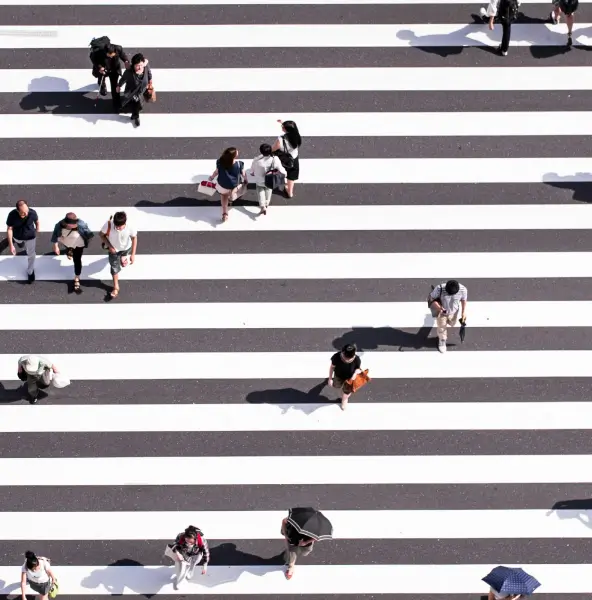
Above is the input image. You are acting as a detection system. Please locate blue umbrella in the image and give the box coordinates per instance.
[483,566,541,596]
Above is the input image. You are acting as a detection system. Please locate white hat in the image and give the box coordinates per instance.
[23,356,41,376]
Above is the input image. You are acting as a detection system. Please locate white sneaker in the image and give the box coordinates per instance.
[438,339,447,353]
[479,7,488,18]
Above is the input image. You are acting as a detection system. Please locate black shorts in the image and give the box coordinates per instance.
[286,156,300,181]
[554,0,578,15]
[29,579,52,595]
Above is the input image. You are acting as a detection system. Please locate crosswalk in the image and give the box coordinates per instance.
[1,0,592,597]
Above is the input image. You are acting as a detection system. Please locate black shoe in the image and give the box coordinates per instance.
[133,117,140,127]
[567,34,573,48]
[28,271,35,283]
[100,85,107,96]
[28,393,38,404]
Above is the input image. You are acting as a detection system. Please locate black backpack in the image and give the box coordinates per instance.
[273,137,295,170]
[89,36,111,63]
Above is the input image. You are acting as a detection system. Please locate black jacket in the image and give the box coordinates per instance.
[91,45,129,76]
[117,64,153,107]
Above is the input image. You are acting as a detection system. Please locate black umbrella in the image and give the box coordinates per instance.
[287,507,333,541]
[459,316,467,343]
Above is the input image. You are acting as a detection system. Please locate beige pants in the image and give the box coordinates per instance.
[436,311,458,342]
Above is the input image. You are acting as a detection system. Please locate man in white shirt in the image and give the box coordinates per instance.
[99,211,138,299]
[428,279,468,354]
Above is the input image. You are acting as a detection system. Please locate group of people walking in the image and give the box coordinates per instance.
[481,0,578,55]
[207,119,302,221]
[3,203,138,298]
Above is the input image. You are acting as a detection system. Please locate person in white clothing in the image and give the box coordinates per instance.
[427,279,468,353]
[99,211,138,299]
[20,550,57,600]
[250,143,287,215]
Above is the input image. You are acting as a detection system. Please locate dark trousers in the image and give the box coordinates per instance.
[95,69,121,109]
[500,18,511,52]
[128,99,143,119]
[71,246,84,277]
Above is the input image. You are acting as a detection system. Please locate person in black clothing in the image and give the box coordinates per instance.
[167,525,210,590]
[486,0,518,56]
[328,343,362,411]
[5,200,39,283]
[91,42,130,110]
[116,53,153,128]
[281,516,314,580]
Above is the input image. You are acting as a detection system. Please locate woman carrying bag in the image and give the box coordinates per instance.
[209,147,247,222]
[20,551,58,600]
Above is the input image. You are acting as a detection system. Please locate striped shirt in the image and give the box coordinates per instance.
[429,282,468,315]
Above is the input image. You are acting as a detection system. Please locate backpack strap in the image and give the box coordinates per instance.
[106,215,112,237]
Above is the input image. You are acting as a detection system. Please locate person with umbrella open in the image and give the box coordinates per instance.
[281,507,333,580]
[483,565,541,599]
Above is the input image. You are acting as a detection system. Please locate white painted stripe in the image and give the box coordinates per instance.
[0,564,578,595]
[0,24,588,49]
[2,0,584,5]
[2,252,592,282]
[3,158,592,185]
[1,509,592,540]
[3,67,591,93]
[3,455,592,485]
[6,402,592,433]
[1,351,592,381]
[17,205,592,233]
[3,301,592,331]
[6,112,592,139]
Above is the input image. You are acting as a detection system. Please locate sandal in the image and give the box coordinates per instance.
[110,287,119,298]
[285,567,294,580]
[73,279,81,294]
[222,212,228,222]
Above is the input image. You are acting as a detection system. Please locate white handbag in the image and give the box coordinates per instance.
[164,545,178,562]
[51,373,71,389]
[198,179,217,197]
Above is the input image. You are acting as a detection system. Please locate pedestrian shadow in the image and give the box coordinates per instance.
[246,381,337,413]
[397,24,490,57]
[543,172,592,203]
[0,382,26,403]
[81,559,168,598]
[332,324,440,352]
[19,76,125,123]
[546,499,592,530]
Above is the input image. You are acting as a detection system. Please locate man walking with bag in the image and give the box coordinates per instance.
[89,36,130,111]
[428,280,468,353]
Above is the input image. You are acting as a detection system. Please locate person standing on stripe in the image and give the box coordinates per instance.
[167,525,209,590]
[480,0,519,56]
[17,354,59,404]
[99,211,138,300]
[328,343,362,410]
[51,212,94,295]
[281,516,315,580]
[428,279,468,354]
[272,120,302,198]
[550,0,578,48]
[89,38,130,111]
[5,200,39,284]
[209,147,247,222]
[116,53,153,128]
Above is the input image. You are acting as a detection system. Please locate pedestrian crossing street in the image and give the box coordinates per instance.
[2,0,592,597]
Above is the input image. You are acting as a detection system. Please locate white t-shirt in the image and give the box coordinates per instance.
[101,220,137,252]
[277,136,298,158]
[22,559,50,583]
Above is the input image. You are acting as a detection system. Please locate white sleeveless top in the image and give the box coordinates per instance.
[22,558,50,583]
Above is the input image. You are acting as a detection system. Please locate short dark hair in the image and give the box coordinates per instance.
[445,280,460,295]
[259,143,272,156]
[342,343,356,359]
[113,211,127,227]
[105,44,116,55]
[131,53,144,66]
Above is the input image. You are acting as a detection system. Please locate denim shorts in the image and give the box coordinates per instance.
[108,247,131,275]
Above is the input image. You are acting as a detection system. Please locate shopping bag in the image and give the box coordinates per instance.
[49,579,59,598]
[198,180,217,197]
[230,182,247,202]
[347,369,371,393]
[51,373,71,389]
[143,82,156,103]
[164,544,177,562]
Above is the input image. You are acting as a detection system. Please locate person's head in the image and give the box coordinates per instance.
[25,551,39,570]
[113,211,127,230]
[61,212,78,230]
[105,44,117,58]
[184,526,198,545]
[259,143,272,157]
[341,343,356,360]
[445,280,460,295]
[219,147,238,170]
[281,120,302,149]
[131,53,145,73]
[15,199,29,218]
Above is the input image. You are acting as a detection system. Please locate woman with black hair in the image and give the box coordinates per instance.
[209,147,247,222]
[166,525,210,590]
[20,551,57,600]
[328,343,362,411]
[272,120,302,198]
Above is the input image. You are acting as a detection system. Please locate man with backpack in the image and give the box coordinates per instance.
[89,36,130,111]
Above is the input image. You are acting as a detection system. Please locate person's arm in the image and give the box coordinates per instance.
[99,221,117,254]
[46,565,57,585]
[118,46,130,68]
[34,210,40,233]
[328,363,335,385]
[146,65,153,83]
[38,355,57,373]
[115,69,129,94]
[428,285,443,314]
[6,225,16,255]
[200,536,210,573]
[460,288,467,320]
[130,234,137,264]
[50,222,60,254]
[20,570,27,600]
[271,137,281,152]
